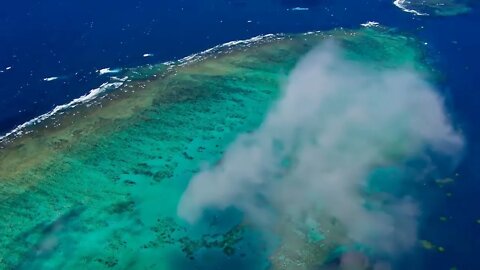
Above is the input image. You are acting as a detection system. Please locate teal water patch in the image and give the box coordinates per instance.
[0,27,433,269]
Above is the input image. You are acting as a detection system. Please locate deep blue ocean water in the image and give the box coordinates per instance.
[1,0,479,268]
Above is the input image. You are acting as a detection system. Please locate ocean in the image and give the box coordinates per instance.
[0,0,438,134]
[1,0,480,269]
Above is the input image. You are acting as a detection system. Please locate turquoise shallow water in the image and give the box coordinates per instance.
[0,28,444,269]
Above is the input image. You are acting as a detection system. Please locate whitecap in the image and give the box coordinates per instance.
[175,33,280,68]
[110,76,129,82]
[288,7,309,11]
[143,53,154,57]
[1,34,283,142]
[43,76,59,82]
[97,68,121,75]
[361,21,380,27]
[0,78,127,143]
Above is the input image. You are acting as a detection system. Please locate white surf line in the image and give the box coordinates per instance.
[361,21,380,27]
[43,76,59,82]
[175,33,282,68]
[97,67,121,75]
[0,78,127,142]
[1,34,285,142]
[393,0,429,16]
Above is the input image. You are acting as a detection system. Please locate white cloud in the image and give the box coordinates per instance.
[178,41,463,258]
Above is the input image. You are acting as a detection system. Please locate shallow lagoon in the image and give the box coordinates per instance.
[0,27,441,269]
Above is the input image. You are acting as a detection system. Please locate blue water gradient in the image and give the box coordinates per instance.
[1,0,479,269]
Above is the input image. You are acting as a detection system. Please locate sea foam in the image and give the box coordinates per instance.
[97,68,122,75]
[0,79,126,143]
[288,7,310,11]
[393,0,429,16]
[361,21,380,27]
[0,34,280,143]
[43,77,59,82]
